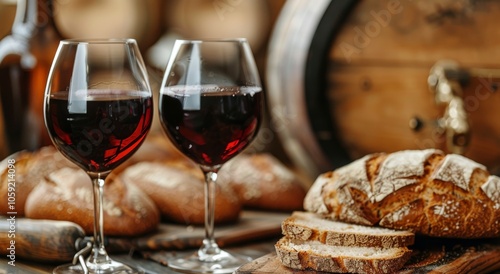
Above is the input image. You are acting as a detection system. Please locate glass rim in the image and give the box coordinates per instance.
[59,38,138,45]
[174,38,248,44]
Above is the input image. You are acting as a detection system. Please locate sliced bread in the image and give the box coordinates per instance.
[275,237,412,274]
[282,211,415,248]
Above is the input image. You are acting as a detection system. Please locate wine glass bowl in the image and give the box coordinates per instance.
[160,85,262,168]
[159,39,263,273]
[44,39,152,274]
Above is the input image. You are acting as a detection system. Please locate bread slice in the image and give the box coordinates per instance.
[282,211,415,248]
[275,237,412,274]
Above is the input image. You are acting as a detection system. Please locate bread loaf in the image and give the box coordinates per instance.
[275,237,412,274]
[282,211,414,249]
[219,153,307,211]
[25,167,160,236]
[0,146,76,216]
[304,149,500,238]
[121,161,242,225]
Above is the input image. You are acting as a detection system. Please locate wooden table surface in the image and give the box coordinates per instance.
[0,211,286,274]
[0,240,278,274]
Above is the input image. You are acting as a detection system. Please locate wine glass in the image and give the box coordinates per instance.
[44,39,153,274]
[159,39,263,273]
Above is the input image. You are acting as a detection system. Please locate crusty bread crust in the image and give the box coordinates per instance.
[0,147,76,216]
[304,149,500,238]
[219,153,307,211]
[282,211,414,248]
[275,237,412,274]
[121,161,242,225]
[25,167,160,236]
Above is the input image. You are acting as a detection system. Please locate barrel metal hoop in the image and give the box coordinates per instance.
[304,0,358,170]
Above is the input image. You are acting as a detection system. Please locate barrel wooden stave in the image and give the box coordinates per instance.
[330,0,500,66]
[328,65,443,158]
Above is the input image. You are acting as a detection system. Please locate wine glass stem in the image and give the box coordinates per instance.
[198,170,222,262]
[88,174,112,265]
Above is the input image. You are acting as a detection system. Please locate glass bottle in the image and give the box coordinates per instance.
[0,0,63,156]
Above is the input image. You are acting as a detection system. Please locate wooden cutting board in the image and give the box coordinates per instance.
[236,237,500,274]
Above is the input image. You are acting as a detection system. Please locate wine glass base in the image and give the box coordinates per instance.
[168,250,252,274]
[53,259,143,274]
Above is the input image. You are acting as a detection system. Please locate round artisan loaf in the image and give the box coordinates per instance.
[121,161,242,225]
[0,146,76,216]
[25,167,160,236]
[304,149,500,238]
[219,153,307,211]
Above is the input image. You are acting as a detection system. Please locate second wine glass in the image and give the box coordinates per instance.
[159,39,263,273]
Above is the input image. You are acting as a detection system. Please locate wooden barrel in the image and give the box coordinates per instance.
[267,0,500,179]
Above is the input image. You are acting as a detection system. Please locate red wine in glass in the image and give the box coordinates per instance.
[160,86,262,167]
[45,38,152,274]
[46,90,153,173]
[159,38,262,273]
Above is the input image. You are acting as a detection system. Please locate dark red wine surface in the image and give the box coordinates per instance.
[160,86,262,167]
[46,90,153,172]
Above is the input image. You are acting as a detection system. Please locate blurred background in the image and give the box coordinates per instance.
[0,0,288,168]
[2,0,500,181]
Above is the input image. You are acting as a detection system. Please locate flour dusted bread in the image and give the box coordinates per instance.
[282,211,414,248]
[25,167,160,236]
[304,149,500,238]
[275,237,412,274]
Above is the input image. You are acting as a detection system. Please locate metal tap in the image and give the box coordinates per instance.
[428,60,470,154]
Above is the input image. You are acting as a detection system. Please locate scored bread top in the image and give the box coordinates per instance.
[483,176,500,207]
[304,149,500,238]
[282,211,414,248]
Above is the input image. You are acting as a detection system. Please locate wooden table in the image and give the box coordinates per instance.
[0,240,278,274]
[0,211,286,273]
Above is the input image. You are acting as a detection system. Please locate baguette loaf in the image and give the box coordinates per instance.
[282,211,414,248]
[275,237,412,274]
[304,149,500,238]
